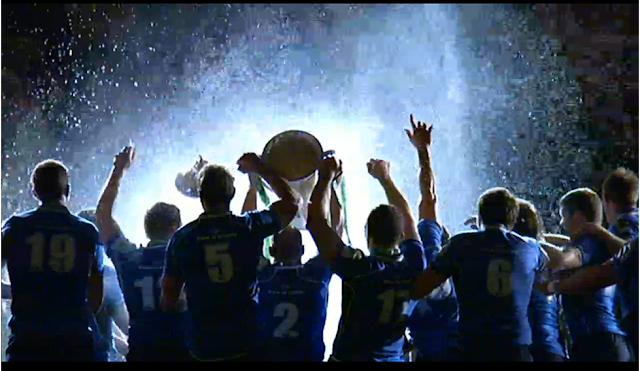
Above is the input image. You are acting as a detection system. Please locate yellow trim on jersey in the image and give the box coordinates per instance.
[188,350,250,362]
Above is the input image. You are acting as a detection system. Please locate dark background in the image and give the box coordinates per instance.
[2,3,638,230]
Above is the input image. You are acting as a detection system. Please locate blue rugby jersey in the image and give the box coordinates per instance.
[429,227,545,348]
[163,210,282,361]
[2,204,104,338]
[329,238,426,361]
[257,256,332,361]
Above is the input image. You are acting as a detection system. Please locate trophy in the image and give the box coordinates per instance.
[175,130,349,237]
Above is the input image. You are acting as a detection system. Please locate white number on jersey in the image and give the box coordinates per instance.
[204,243,234,283]
[26,233,76,273]
[134,275,161,310]
[487,259,513,297]
[273,302,300,338]
[377,289,410,324]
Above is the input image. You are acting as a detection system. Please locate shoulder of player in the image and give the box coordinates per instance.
[2,209,37,229]
[169,219,201,244]
[444,230,478,247]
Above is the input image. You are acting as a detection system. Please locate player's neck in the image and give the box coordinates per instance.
[39,199,66,208]
[275,259,302,266]
[203,203,230,215]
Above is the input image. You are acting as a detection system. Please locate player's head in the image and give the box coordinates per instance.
[30,160,70,203]
[199,164,236,211]
[477,187,519,230]
[602,168,639,223]
[77,208,97,225]
[365,204,403,249]
[559,188,603,235]
[270,226,304,264]
[144,202,182,241]
[512,199,544,240]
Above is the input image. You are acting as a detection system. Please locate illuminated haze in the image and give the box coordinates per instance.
[2,4,590,360]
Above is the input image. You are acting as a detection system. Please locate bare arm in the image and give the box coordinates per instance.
[544,234,571,247]
[368,159,419,241]
[410,267,449,299]
[537,262,618,295]
[160,275,184,312]
[241,175,258,213]
[306,156,346,262]
[88,266,104,313]
[417,147,436,221]
[107,302,130,337]
[577,223,627,257]
[95,146,135,243]
[330,183,345,237]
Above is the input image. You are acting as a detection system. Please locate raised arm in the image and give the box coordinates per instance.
[368,159,419,241]
[406,114,436,221]
[237,153,299,228]
[95,146,135,244]
[306,154,346,262]
[241,174,259,213]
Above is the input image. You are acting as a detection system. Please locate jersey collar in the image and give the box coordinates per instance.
[146,240,168,249]
[38,202,71,214]
[199,211,232,219]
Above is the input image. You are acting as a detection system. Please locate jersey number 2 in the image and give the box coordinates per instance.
[273,302,299,338]
[26,233,75,273]
[205,244,234,283]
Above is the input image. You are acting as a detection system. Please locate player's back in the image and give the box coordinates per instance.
[118,241,186,350]
[167,210,282,360]
[331,239,425,361]
[528,289,566,360]
[437,229,542,348]
[257,256,332,361]
[3,204,100,337]
[560,235,624,340]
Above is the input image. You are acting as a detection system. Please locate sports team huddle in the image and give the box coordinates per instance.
[1,115,638,362]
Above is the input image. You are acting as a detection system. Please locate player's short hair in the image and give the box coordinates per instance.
[77,208,97,225]
[144,202,182,241]
[272,226,303,262]
[477,187,519,229]
[513,199,544,240]
[199,164,235,205]
[366,204,403,247]
[603,168,639,208]
[30,160,69,201]
[560,188,603,223]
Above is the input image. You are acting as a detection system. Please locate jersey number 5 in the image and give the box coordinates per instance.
[487,259,512,296]
[26,233,76,273]
[205,244,234,283]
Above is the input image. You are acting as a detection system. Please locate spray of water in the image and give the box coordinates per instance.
[2,4,590,361]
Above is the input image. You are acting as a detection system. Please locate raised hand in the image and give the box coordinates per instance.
[405,114,433,149]
[319,153,342,181]
[114,145,136,172]
[367,159,391,181]
[237,153,263,174]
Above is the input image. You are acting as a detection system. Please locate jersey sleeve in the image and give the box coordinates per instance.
[428,242,457,278]
[611,216,639,241]
[163,235,183,279]
[1,218,13,261]
[331,246,369,281]
[243,210,282,240]
[399,238,426,273]
[572,236,607,265]
[105,232,138,261]
[611,238,639,278]
[417,219,443,265]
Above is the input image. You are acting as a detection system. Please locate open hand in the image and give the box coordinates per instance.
[405,114,433,149]
[193,155,208,172]
[237,153,263,174]
[114,145,136,172]
[367,159,390,181]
